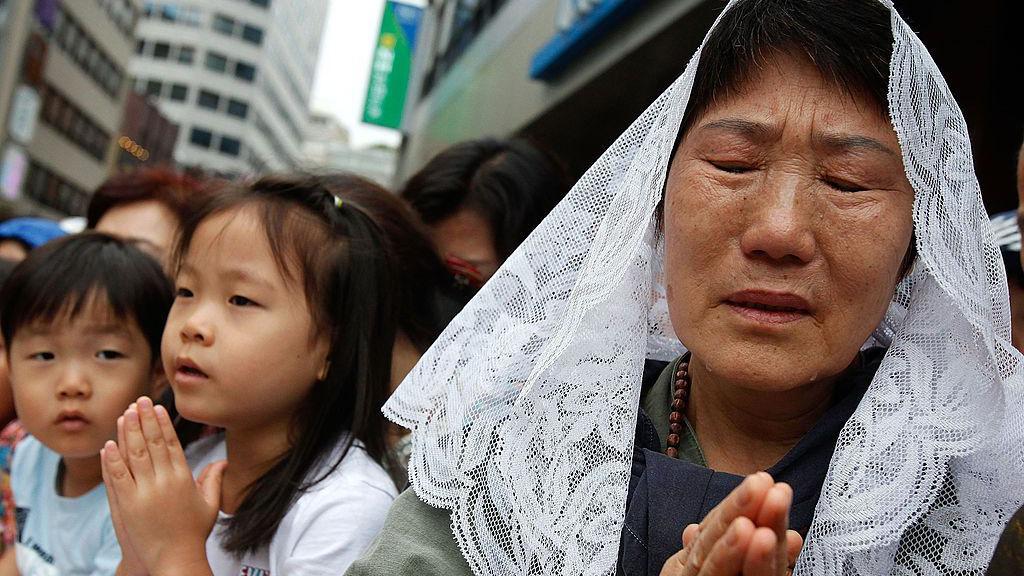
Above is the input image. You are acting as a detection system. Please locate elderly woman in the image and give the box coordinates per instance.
[350,0,1024,575]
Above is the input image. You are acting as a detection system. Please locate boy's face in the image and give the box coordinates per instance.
[8,296,154,459]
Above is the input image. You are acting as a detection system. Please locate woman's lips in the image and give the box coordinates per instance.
[724,289,812,325]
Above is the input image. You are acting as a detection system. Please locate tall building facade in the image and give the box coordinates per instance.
[0,0,137,216]
[398,0,1021,212]
[130,0,329,176]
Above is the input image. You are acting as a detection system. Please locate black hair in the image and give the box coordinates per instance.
[0,232,173,361]
[318,173,452,352]
[172,174,396,555]
[678,0,892,137]
[401,138,569,260]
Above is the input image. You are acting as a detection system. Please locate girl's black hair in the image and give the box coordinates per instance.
[1,232,173,361]
[172,174,396,555]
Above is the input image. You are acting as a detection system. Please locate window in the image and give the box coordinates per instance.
[250,0,270,7]
[152,42,170,59]
[241,24,264,45]
[197,89,220,109]
[135,40,146,54]
[145,80,162,97]
[218,136,241,157]
[177,45,195,64]
[226,99,249,119]
[234,62,256,82]
[189,127,212,148]
[205,52,228,73]
[169,84,188,101]
[212,14,235,35]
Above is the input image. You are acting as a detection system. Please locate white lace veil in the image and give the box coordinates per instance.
[384,0,1024,574]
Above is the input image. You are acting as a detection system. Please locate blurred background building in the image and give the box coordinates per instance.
[396,0,1021,213]
[302,112,397,186]
[130,0,329,176]
[1,0,137,216]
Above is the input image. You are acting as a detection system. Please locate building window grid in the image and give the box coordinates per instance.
[141,2,203,27]
[39,84,111,162]
[211,11,264,46]
[422,0,509,97]
[52,9,126,98]
[96,0,138,38]
[24,161,90,216]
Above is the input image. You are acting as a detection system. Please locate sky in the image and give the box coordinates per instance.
[310,0,410,149]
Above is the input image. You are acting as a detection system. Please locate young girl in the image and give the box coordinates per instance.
[101,176,399,575]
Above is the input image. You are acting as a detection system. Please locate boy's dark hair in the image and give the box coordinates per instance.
[401,138,569,260]
[172,174,397,555]
[0,232,173,360]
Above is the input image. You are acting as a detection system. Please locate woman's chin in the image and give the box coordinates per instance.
[690,338,852,392]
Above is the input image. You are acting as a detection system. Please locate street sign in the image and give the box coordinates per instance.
[362,1,423,130]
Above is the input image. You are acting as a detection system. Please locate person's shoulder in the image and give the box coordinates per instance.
[310,441,398,501]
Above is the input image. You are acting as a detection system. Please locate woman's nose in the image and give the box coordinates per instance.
[739,171,816,265]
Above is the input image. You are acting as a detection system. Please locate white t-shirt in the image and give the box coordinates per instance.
[10,435,120,575]
[186,434,397,576]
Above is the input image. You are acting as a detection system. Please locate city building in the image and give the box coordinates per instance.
[130,0,329,177]
[116,91,179,170]
[1,0,138,216]
[302,112,397,187]
[398,0,1021,212]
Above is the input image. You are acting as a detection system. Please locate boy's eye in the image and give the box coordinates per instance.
[29,352,55,361]
[175,287,194,298]
[96,350,125,360]
[228,295,256,307]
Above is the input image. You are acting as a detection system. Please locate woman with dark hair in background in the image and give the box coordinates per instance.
[401,138,568,297]
[88,167,210,267]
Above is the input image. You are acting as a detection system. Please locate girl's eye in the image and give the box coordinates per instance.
[96,350,125,360]
[176,287,194,298]
[29,352,55,361]
[823,177,868,193]
[709,161,755,174]
[229,295,257,307]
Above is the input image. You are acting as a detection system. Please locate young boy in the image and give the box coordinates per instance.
[0,232,173,575]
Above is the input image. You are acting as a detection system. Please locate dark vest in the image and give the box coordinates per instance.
[617,348,885,575]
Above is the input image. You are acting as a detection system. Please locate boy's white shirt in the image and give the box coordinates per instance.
[186,434,396,576]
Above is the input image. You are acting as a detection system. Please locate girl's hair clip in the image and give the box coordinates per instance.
[334,196,344,209]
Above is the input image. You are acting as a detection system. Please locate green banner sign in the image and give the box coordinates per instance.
[362,1,423,129]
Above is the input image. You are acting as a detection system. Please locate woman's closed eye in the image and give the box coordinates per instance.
[822,175,869,193]
[708,159,757,174]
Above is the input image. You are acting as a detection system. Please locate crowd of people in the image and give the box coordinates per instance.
[0,0,1022,574]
